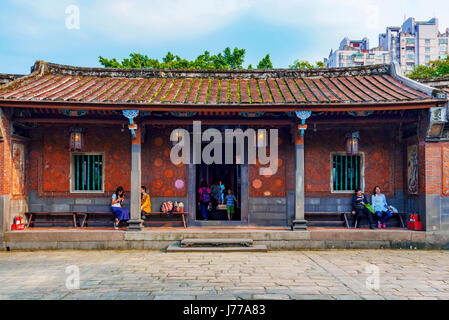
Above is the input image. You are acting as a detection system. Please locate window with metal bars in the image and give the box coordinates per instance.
[332,154,362,192]
[72,154,103,192]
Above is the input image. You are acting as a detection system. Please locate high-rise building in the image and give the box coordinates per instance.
[379,18,449,74]
[325,37,390,68]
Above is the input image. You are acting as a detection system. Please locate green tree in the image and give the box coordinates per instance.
[289,60,325,70]
[99,47,247,70]
[409,57,449,79]
[257,54,273,69]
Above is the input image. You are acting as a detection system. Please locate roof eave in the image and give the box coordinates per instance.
[389,61,445,98]
[0,98,443,112]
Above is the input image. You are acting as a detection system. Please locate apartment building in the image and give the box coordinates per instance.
[379,18,449,74]
[325,37,390,68]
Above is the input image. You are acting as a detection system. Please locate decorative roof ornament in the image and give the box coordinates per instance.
[295,111,312,121]
[347,111,374,117]
[240,112,265,118]
[61,109,87,117]
[295,111,312,139]
[170,111,197,117]
[122,110,139,120]
[122,110,139,139]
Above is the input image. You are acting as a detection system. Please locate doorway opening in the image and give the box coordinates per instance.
[196,161,241,221]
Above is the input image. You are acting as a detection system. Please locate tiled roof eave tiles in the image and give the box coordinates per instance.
[0,61,445,109]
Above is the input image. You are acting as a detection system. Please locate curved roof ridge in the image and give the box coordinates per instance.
[34,60,391,79]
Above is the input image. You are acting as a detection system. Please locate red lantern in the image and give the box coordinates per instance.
[70,128,84,151]
[345,131,359,155]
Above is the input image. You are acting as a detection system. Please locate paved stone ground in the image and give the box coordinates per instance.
[0,249,449,300]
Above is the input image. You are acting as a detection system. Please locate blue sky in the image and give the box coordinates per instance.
[1,0,448,74]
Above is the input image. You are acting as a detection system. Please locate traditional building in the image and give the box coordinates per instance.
[0,61,448,243]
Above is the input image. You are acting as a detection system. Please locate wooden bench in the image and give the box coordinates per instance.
[345,211,406,229]
[143,212,189,229]
[79,212,115,228]
[78,211,189,228]
[305,212,350,228]
[25,212,78,228]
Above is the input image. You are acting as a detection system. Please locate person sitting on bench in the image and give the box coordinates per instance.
[371,186,393,229]
[141,185,151,220]
[111,186,130,229]
[351,188,375,230]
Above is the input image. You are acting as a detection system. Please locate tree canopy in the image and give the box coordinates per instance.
[99,47,248,70]
[99,48,326,71]
[256,54,273,69]
[408,57,449,79]
[289,60,325,70]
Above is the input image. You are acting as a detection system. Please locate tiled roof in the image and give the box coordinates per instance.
[0,73,24,85]
[416,77,449,95]
[0,61,443,109]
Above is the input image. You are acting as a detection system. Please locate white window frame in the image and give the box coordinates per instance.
[330,152,365,194]
[70,152,105,194]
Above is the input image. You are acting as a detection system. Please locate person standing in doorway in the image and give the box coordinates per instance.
[218,180,225,205]
[210,181,220,212]
[225,189,237,221]
[198,181,211,221]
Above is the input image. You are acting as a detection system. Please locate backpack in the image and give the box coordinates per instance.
[200,188,210,203]
[161,201,174,214]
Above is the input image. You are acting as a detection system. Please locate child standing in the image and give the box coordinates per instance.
[225,189,237,221]
[218,181,225,204]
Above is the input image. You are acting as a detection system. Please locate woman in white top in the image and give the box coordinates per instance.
[371,186,393,229]
[111,186,130,229]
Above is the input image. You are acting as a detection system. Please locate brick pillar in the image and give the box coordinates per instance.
[0,108,12,241]
[419,140,449,232]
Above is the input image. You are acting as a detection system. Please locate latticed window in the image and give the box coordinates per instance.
[332,154,362,192]
[72,154,103,192]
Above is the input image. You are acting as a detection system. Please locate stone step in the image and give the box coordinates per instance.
[181,238,253,247]
[167,242,267,252]
[307,220,346,226]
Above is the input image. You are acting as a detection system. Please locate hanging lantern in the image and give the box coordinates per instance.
[171,128,185,147]
[257,129,267,148]
[70,128,84,151]
[345,131,359,155]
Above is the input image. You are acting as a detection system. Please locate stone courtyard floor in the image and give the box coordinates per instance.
[0,249,448,300]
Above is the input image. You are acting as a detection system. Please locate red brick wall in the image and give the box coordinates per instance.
[0,110,11,196]
[29,125,188,197]
[417,140,449,197]
[142,127,187,197]
[30,125,131,196]
[304,127,398,198]
[249,128,289,197]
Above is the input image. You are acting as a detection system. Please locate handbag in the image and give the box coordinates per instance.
[362,202,375,214]
[389,205,398,214]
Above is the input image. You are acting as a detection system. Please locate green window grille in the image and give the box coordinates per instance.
[332,155,361,192]
[73,154,103,191]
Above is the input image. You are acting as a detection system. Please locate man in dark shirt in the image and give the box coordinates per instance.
[352,188,375,229]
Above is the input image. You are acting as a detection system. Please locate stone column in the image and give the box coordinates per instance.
[292,126,307,230]
[127,127,143,231]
